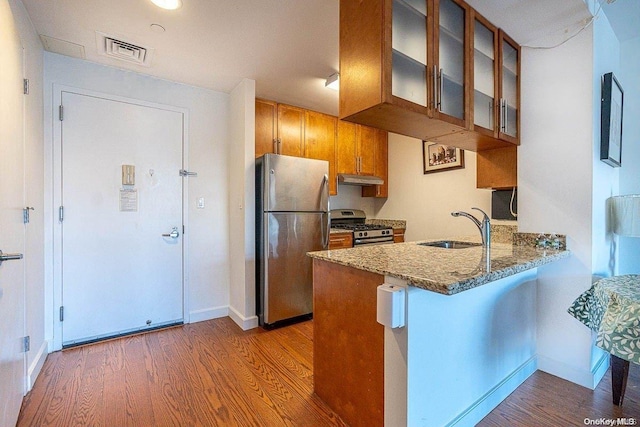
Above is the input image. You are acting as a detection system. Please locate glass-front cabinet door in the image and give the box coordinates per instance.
[391,0,429,107]
[433,0,468,126]
[472,14,497,134]
[499,31,520,142]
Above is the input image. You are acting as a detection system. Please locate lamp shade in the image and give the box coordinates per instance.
[609,195,640,237]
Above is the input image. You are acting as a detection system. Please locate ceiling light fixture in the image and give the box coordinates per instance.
[325,72,339,91]
[150,0,183,10]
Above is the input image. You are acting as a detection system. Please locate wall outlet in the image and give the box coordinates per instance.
[197,197,205,209]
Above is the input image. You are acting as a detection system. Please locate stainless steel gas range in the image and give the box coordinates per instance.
[330,209,394,247]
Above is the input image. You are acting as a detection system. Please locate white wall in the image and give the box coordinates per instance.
[371,133,491,242]
[591,3,620,278]
[618,36,640,274]
[519,24,608,388]
[6,0,46,390]
[228,79,259,330]
[43,53,231,346]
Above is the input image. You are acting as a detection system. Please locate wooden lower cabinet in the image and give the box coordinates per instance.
[328,232,353,249]
[393,229,405,243]
[313,259,384,427]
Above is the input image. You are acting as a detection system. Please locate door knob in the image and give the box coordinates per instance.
[162,227,180,239]
[0,250,23,266]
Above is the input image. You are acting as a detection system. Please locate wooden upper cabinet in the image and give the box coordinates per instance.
[305,110,337,195]
[255,99,277,158]
[277,104,305,157]
[339,0,519,152]
[497,31,520,144]
[336,120,358,175]
[470,12,520,146]
[476,146,517,189]
[255,100,305,158]
[356,125,377,176]
[362,128,389,198]
[432,0,471,129]
[337,121,384,180]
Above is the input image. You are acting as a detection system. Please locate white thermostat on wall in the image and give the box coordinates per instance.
[122,164,135,186]
[377,284,405,328]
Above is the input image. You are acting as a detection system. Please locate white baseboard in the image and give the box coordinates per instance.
[447,356,538,427]
[537,352,609,389]
[228,306,259,330]
[27,340,49,392]
[189,306,229,323]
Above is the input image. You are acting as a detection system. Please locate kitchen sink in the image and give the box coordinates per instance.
[418,240,483,249]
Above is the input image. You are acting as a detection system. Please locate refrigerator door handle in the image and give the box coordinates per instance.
[322,174,330,249]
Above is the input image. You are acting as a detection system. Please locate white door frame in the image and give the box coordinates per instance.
[51,84,190,351]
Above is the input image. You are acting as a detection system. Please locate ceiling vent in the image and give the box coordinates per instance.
[96,32,154,67]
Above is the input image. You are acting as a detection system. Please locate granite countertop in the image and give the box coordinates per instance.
[308,238,570,295]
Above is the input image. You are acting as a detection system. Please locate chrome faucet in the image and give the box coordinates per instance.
[451,207,491,248]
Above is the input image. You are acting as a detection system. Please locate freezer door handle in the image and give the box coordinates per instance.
[322,174,330,249]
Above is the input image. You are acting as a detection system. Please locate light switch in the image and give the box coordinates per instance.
[197,197,205,209]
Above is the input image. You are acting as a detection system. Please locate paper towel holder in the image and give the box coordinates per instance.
[377,284,405,328]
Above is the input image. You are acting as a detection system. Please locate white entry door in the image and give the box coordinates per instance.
[60,91,184,347]
[0,2,26,425]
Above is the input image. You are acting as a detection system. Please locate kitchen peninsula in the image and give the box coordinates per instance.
[308,238,569,427]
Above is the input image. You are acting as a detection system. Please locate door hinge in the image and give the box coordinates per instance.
[23,336,30,352]
[59,306,64,322]
[59,105,64,121]
[58,206,64,222]
[179,169,197,177]
[23,206,34,224]
[23,79,29,95]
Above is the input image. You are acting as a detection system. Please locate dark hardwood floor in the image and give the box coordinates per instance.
[17,317,640,426]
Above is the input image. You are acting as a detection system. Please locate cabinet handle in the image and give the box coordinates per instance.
[499,99,507,133]
[273,138,277,154]
[432,66,438,110]
[437,68,443,110]
[504,101,509,135]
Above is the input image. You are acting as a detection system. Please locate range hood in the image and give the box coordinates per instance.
[338,174,384,186]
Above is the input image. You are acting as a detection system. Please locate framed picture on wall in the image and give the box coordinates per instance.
[422,142,465,174]
[600,72,624,167]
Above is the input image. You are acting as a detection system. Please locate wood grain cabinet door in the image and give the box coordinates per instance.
[362,128,388,198]
[356,125,376,176]
[277,104,305,157]
[305,110,337,195]
[255,99,276,158]
[336,120,358,175]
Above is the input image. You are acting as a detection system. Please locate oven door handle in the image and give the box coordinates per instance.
[354,237,395,246]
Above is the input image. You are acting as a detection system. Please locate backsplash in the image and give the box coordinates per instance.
[491,224,567,249]
[491,224,517,244]
[513,232,567,249]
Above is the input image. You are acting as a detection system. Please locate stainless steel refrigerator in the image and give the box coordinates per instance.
[256,154,330,328]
